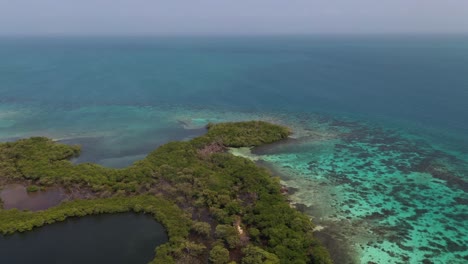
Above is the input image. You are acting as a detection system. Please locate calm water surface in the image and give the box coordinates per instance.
[0,213,168,264]
[0,184,66,211]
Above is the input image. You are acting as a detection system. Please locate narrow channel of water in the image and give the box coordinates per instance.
[0,213,168,264]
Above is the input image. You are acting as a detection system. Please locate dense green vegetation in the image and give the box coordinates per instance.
[0,121,289,192]
[26,185,41,192]
[0,121,331,264]
[203,121,291,147]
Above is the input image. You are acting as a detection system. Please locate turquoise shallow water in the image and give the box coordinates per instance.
[249,114,468,263]
[0,36,467,263]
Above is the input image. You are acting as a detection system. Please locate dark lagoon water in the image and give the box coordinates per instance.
[0,213,168,264]
[0,35,467,263]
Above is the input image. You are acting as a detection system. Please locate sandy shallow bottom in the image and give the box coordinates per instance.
[1,103,467,263]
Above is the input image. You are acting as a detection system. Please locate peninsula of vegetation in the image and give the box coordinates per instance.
[0,121,331,264]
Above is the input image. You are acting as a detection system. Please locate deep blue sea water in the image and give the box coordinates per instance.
[0,35,467,263]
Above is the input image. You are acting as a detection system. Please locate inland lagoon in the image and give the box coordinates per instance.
[0,213,168,264]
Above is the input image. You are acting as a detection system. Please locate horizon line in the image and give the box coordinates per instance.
[1,32,468,38]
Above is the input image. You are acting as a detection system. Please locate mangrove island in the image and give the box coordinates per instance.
[0,121,332,264]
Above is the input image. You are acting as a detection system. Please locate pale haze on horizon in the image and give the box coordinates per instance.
[0,0,467,35]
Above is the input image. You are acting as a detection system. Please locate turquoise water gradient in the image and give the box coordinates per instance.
[0,36,467,263]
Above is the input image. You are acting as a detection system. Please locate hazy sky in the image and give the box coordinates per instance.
[0,0,467,35]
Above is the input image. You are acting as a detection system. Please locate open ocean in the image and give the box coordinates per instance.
[0,35,467,263]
